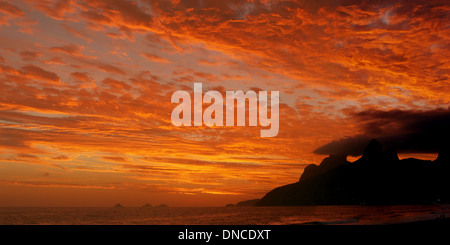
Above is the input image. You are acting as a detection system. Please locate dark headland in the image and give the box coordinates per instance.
[256,139,450,206]
[226,199,261,207]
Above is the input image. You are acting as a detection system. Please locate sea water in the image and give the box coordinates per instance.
[0,205,448,225]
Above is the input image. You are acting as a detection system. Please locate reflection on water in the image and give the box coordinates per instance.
[0,205,448,225]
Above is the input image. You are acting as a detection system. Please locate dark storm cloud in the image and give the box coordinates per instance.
[314,108,450,155]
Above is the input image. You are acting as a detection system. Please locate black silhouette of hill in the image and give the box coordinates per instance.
[225,199,261,207]
[236,199,261,206]
[256,139,450,206]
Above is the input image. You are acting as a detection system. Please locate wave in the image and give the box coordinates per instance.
[301,217,360,225]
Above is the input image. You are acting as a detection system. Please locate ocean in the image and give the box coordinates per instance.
[0,205,448,225]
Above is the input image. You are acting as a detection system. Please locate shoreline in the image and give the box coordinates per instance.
[395,217,450,226]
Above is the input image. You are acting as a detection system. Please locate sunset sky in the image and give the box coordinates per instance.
[0,0,449,207]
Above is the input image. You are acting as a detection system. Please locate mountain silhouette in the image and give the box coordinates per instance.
[256,139,450,206]
[236,199,261,206]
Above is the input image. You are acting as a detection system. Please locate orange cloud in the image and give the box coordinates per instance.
[0,179,119,189]
[102,156,129,162]
[27,0,75,20]
[21,64,61,84]
[19,51,43,60]
[141,52,171,63]
[0,1,25,17]
[71,71,92,82]
[49,44,86,57]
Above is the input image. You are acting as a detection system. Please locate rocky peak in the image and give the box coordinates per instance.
[299,154,347,182]
[360,139,383,162]
[383,146,399,162]
[319,154,348,169]
[435,146,450,165]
